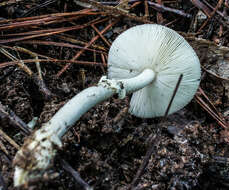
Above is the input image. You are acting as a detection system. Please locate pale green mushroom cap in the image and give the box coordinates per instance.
[108,24,201,118]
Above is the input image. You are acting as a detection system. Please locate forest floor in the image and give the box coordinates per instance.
[0,0,229,189]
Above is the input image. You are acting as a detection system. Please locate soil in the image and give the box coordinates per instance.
[0,0,229,190]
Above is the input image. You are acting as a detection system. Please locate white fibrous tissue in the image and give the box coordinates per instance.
[98,76,126,99]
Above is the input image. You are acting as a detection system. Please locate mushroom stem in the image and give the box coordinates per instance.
[118,69,156,94]
[13,69,155,186]
[54,68,155,137]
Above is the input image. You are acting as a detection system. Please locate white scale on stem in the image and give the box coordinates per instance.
[13,24,201,186]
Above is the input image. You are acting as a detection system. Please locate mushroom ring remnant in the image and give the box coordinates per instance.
[13,24,201,187]
[108,24,201,118]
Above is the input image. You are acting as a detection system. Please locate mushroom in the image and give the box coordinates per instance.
[13,24,201,186]
[108,24,201,118]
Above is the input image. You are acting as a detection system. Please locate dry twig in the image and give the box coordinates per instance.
[0,0,24,6]
[0,47,52,99]
[0,140,8,155]
[128,135,159,189]
[0,48,33,76]
[0,102,31,135]
[144,0,149,19]
[148,1,192,18]
[0,9,96,30]
[18,40,107,54]
[61,159,93,190]
[197,0,224,33]
[0,129,20,150]
[195,88,228,129]
[77,0,152,23]
[57,34,108,51]
[0,59,104,69]
[91,24,111,47]
[156,0,163,23]
[190,0,212,17]
[164,74,183,118]
[56,18,119,77]
[21,0,58,17]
